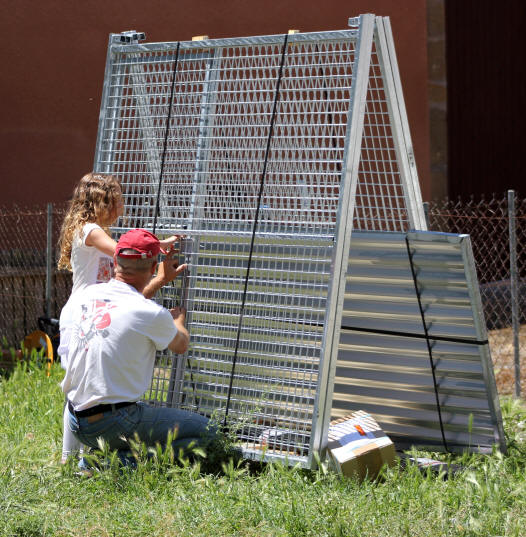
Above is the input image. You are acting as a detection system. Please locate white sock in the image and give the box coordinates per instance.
[61,404,86,461]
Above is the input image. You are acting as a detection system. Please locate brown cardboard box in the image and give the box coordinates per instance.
[328,411,397,480]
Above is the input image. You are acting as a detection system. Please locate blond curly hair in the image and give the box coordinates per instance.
[58,172,122,271]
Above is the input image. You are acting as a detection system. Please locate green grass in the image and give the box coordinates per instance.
[0,361,525,537]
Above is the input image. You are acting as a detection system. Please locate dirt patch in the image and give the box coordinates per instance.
[488,325,526,395]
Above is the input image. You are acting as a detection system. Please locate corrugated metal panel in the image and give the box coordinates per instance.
[332,230,506,453]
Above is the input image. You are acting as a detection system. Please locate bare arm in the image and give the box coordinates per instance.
[167,307,189,354]
[85,227,117,257]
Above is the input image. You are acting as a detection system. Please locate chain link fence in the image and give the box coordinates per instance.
[1,193,524,397]
[0,203,71,349]
[424,191,525,397]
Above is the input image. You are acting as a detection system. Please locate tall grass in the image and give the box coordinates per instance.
[0,360,525,537]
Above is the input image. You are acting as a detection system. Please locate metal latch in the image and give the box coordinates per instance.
[119,30,146,44]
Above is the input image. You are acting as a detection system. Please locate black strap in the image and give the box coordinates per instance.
[405,236,449,452]
[223,34,290,428]
[147,44,201,410]
[341,325,488,346]
[153,43,181,235]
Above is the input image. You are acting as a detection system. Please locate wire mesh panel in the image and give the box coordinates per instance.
[93,16,425,466]
[354,18,425,232]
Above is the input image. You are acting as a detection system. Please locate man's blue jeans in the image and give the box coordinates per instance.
[68,402,216,454]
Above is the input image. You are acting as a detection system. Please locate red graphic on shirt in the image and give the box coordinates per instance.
[79,298,116,344]
[95,312,111,330]
[96,258,113,284]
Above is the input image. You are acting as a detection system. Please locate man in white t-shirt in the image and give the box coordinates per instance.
[62,229,215,462]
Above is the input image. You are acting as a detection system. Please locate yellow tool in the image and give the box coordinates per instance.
[23,330,54,376]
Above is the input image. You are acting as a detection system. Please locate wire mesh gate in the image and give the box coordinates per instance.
[93,15,427,468]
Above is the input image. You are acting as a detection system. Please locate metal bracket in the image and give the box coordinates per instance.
[119,30,146,44]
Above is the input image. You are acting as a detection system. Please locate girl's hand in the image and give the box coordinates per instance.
[159,235,182,253]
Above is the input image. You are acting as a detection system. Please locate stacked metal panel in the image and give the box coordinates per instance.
[92,15,503,466]
[332,230,506,453]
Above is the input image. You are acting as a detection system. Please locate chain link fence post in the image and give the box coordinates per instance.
[45,203,53,319]
[508,190,521,397]
[420,193,524,397]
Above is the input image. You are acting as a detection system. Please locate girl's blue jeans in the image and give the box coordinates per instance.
[68,401,216,456]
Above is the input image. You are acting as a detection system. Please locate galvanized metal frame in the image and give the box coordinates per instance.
[373,18,426,230]
[315,14,431,459]
[460,233,506,451]
[94,34,126,175]
[312,13,375,459]
[92,16,445,468]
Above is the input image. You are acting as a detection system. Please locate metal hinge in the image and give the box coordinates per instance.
[119,30,146,44]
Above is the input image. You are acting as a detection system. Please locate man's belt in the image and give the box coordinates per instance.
[68,400,136,418]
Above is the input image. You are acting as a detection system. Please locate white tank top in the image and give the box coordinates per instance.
[70,223,113,295]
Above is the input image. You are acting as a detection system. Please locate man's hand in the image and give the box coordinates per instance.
[157,249,187,285]
[169,306,186,324]
[142,250,187,299]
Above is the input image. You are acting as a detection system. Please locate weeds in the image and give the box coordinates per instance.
[0,357,525,536]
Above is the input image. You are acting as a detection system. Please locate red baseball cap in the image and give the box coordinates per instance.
[116,229,166,259]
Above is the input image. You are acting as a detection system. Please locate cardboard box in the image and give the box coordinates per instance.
[328,411,397,480]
